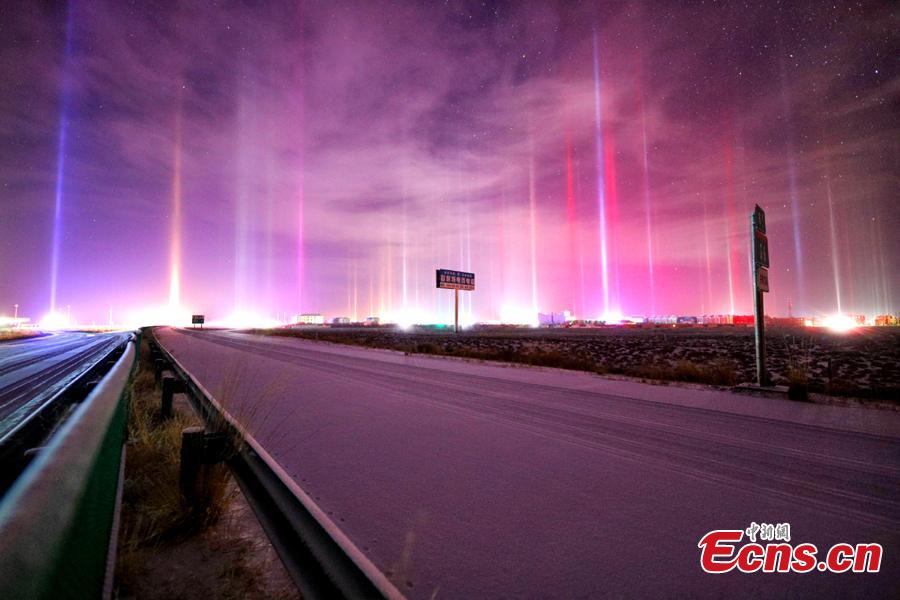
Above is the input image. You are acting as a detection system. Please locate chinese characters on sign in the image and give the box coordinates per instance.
[436,269,474,333]
[435,269,475,291]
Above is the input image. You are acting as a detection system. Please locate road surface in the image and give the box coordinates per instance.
[0,332,129,444]
[156,327,900,598]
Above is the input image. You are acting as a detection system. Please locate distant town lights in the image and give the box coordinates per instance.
[39,311,70,330]
[390,309,422,330]
[214,310,282,329]
[822,314,857,333]
[499,304,539,327]
[125,304,193,327]
[598,310,625,325]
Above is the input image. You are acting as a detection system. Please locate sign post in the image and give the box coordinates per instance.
[436,269,475,333]
[191,314,205,330]
[455,288,459,334]
[750,205,769,386]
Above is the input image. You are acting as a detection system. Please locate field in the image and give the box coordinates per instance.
[0,329,45,342]
[255,325,900,402]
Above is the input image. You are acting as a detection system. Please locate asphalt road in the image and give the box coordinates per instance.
[0,332,129,443]
[157,327,900,598]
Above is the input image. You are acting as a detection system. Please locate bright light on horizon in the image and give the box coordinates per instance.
[123,303,194,328]
[385,307,431,330]
[597,310,625,325]
[500,304,539,327]
[822,313,857,333]
[39,311,71,330]
[211,310,283,329]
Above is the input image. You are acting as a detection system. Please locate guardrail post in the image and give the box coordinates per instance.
[180,427,205,505]
[160,376,185,420]
[152,331,400,598]
[180,428,229,506]
[153,359,166,384]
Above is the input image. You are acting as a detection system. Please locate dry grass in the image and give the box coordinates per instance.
[115,338,232,594]
[252,326,900,401]
[257,328,741,387]
[624,359,739,387]
[115,334,301,598]
[0,329,44,342]
[782,336,812,401]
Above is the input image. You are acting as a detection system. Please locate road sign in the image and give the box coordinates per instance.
[757,267,769,293]
[191,314,205,327]
[436,269,474,333]
[750,205,769,387]
[436,269,475,291]
[754,230,770,268]
[753,204,766,234]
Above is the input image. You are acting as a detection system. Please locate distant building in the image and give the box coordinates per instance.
[699,314,733,325]
[364,316,380,326]
[292,313,325,325]
[769,317,804,327]
[875,314,898,326]
[538,311,573,326]
[648,316,677,325]
[331,317,351,325]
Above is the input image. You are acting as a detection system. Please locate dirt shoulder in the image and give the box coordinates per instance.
[114,336,299,599]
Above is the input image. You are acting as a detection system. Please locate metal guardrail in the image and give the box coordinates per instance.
[0,334,136,599]
[0,334,128,476]
[149,330,404,600]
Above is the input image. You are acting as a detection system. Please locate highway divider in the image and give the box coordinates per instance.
[149,328,404,600]
[0,333,137,599]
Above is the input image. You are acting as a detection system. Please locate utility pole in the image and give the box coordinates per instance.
[13,304,18,327]
[751,205,770,386]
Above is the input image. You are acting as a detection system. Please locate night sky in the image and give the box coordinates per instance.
[0,1,897,325]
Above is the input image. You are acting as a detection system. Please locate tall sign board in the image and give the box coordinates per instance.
[436,269,475,291]
[436,269,475,332]
[750,205,769,386]
[192,314,205,329]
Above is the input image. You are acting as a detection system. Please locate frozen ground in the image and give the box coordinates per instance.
[263,325,900,400]
[156,327,900,598]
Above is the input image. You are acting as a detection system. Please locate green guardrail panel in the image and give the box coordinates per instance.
[0,338,135,600]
